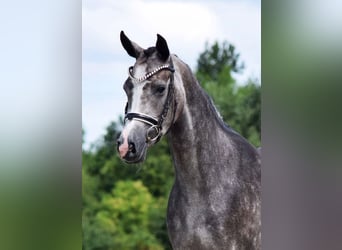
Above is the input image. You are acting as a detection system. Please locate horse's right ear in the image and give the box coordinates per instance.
[120,31,143,59]
[156,34,170,61]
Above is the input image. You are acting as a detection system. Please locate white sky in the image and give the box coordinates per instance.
[82,0,260,149]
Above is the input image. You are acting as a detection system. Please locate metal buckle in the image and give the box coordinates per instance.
[146,125,161,143]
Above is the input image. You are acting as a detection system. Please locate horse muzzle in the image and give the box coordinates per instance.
[124,112,162,143]
[117,127,148,163]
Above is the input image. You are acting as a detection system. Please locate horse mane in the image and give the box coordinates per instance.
[173,55,243,139]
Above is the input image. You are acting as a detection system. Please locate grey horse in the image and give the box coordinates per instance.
[117,31,261,250]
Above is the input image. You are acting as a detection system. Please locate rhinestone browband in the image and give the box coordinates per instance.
[128,65,173,83]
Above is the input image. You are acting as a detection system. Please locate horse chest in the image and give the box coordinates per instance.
[167,176,260,249]
[167,208,222,249]
[167,184,231,249]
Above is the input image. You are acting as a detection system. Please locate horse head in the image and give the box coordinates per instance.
[117,31,180,163]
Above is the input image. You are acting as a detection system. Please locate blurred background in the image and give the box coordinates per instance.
[82,0,260,249]
[1,0,342,249]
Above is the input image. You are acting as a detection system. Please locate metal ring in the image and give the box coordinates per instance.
[146,125,161,143]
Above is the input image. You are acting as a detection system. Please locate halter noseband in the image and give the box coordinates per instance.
[124,58,175,143]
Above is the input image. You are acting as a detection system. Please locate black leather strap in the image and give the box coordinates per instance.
[125,113,158,126]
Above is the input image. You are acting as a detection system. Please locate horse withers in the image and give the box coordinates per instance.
[117,31,261,250]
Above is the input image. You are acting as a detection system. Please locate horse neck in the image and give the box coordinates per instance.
[168,60,234,185]
[170,77,221,144]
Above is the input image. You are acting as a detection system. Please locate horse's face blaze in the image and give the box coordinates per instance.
[117,33,174,164]
[118,81,169,163]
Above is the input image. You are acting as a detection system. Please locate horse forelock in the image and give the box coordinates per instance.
[130,48,164,78]
[143,47,156,57]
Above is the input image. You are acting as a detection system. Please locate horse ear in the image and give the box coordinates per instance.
[120,31,143,58]
[156,34,170,61]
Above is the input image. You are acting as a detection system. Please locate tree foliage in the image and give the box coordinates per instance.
[82,41,260,249]
[82,122,173,250]
[197,41,244,84]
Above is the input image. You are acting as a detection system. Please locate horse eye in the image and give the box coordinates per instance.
[156,86,166,94]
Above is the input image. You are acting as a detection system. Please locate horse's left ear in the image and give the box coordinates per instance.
[120,31,143,59]
[156,34,170,61]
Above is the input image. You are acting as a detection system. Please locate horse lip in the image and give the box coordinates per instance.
[123,143,147,164]
[124,157,144,164]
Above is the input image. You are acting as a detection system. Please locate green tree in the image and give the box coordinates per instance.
[196,41,244,84]
[82,122,173,249]
[83,181,164,250]
[234,79,261,146]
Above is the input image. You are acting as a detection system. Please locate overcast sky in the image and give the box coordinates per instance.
[82,0,261,149]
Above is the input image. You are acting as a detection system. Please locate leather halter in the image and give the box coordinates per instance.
[124,58,175,143]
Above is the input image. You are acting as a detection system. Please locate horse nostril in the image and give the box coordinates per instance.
[129,142,136,154]
[117,138,122,148]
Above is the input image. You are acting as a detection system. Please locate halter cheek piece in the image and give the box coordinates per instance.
[124,58,175,143]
